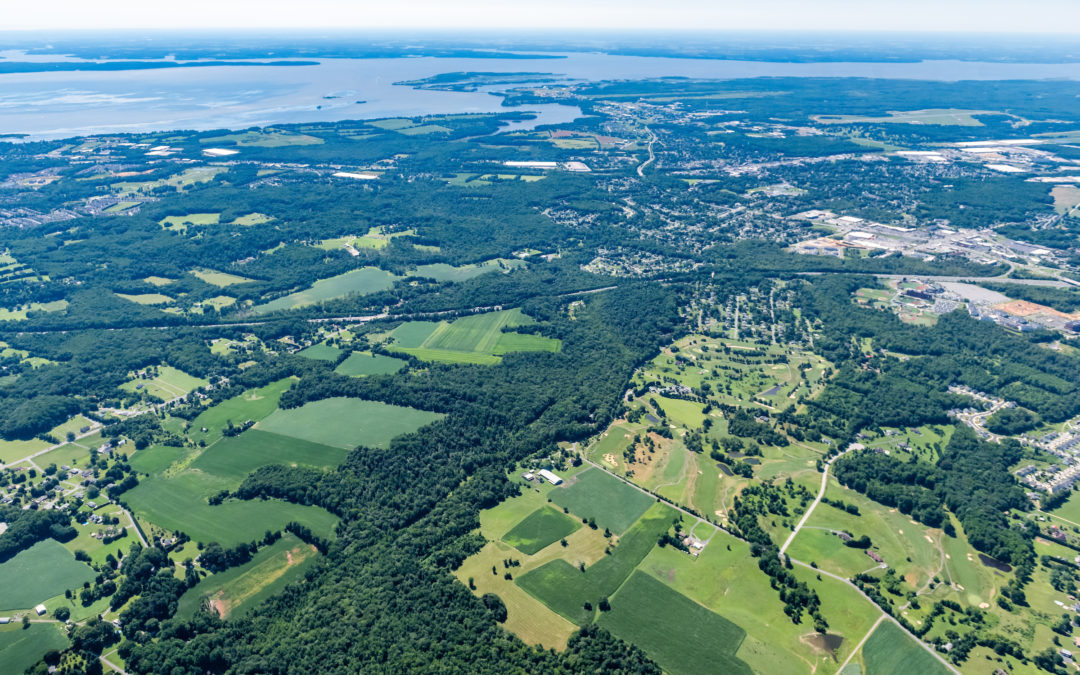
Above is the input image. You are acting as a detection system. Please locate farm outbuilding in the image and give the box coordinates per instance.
[538,469,563,485]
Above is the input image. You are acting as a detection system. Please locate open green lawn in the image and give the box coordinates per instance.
[516,502,674,625]
[297,343,342,362]
[861,620,948,675]
[549,468,655,534]
[0,623,69,674]
[160,213,220,229]
[191,430,348,479]
[503,506,582,555]
[124,471,338,547]
[121,366,208,401]
[0,540,95,610]
[200,130,323,147]
[388,309,559,365]
[253,267,399,314]
[129,443,189,475]
[599,571,751,675]
[177,533,319,620]
[335,351,406,376]
[191,268,254,287]
[0,299,68,321]
[814,109,1009,127]
[256,397,443,450]
[116,292,173,305]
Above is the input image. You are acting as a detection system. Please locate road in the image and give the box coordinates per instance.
[837,615,885,673]
[779,446,850,556]
[796,272,1070,288]
[637,127,657,177]
[100,655,128,675]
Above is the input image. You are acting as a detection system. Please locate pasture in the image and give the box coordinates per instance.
[191,430,347,479]
[256,397,443,450]
[502,506,582,555]
[121,365,208,401]
[0,299,68,321]
[116,292,173,305]
[189,377,296,444]
[0,539,96,610]
[253,267,398,314]
[549,468,654,534]
[177,533,318,620]
[861,621,948,675]
[335,351,406,376]
[0,624,69,675]
[408,258,524,283]
[191,268,254,287]
[599,571,751,675]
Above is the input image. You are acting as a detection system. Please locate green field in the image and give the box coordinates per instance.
[386,309,559,365]
[129,443,188,475]
[599,571,751,675]
[407,258,524,283]
[0,539,96,610]
[191,268,254,287]
[189,377,296,445]
[116,292,173,305]
[861,621,948,675]
[0,624,69,674]
[334,351,406,376]
[297,343,342,362]
[549,468,655,534]
[253,267,399,314]
[124,471,338,547]
[516,502,675,625]
[200,130,324,147]
[176,533,319,620]
[813,109,1010,127]
[191,430,348,479]
[120,365,208,401]
[256,397,443,450]
[0,299,68,322]
[502,506,583,555]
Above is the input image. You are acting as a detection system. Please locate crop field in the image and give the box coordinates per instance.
[502,506,583,555]
[860,621,948,675]
[516,502,675,625]
[297,342,342,361]
[0,624,69,675]
[256,397,443,450]
[191,429,348,479]
[408,258,524,283]
[129,443,189,475]
[599,571,751,675]
[253,267,399,314]
[177,533,318,620]
[116,292,173,305]
[386,308,558,365]
[0,540,96,610]
[550,468,656,534]
[114,166,227,196]
[191,268,254,287]
[335,351,406,376]
[813,109,1011,127]
[120,365,208,401]
[124,471,339,547]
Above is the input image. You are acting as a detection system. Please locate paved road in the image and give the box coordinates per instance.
[796,272,1070,288]
[637,128,657,178]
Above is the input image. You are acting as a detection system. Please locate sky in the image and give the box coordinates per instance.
[5,0,1080,34]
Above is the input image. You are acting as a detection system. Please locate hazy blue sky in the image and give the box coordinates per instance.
[6,0,1080,33]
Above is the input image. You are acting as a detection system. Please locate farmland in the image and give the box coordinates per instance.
[549,468,654,535]
[382,308,561,365]
[502,506,582,555]
[0,624,69,674]
[255,397,443,449]
[335,351,406,376]
[191,429,347,479]
[408,258,525,282]
[253,267,398,314]
[176,533,319,620]
[860,621,949,675]
[120,365,208,401]
[191,268,254,287]
[0,539,96,610]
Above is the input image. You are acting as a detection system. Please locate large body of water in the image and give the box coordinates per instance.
[2,52,1080,140]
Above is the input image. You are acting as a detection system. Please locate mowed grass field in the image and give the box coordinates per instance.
[0,539,96,610]
[0,624,69,674]
[408,258,524,283]
[191,268,254,287]
[256,397,443,450]
[550,468,654,534]
[176,533,318,620]
[599,571,751,675]
[120,365,208,401]
[191,429,348,479]
[253,267,399,314]
[387,309,560,365]
[861,620,949,675]
[189,377,296,445]
[502,506,582,555]
[297,343,342,362]
[335,351,406,376]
